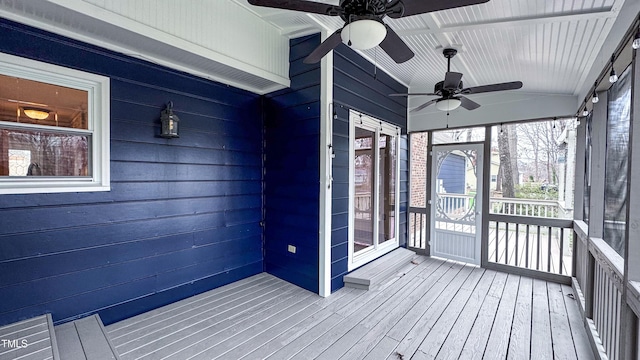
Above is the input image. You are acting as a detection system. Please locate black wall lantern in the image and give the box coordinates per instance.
[160,101,180,138]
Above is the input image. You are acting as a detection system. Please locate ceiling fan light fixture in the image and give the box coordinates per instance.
[22,107,50,120]
[435,98,461,111]
[341,19,387,50]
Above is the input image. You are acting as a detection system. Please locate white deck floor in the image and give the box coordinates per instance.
[106,256,594,360]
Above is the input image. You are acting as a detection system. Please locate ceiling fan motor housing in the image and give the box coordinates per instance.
[434,80,464,95]
[339,0,389,22]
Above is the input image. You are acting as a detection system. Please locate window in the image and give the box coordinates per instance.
[489,119,577,218]
[432,127,485,144]
[349,111,400,270]
[603,66,631,257]
[0,53,110,194]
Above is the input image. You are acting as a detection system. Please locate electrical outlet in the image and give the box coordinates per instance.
[288,245,296,254]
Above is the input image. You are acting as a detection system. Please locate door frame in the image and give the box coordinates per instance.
[429,142,484,265]
[347,110,401,271]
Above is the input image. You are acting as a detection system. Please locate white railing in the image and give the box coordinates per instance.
[436,193,473,218]
[490,197,560,218]
[408,196,574,278]
[574,221,629,360]
[408,207,428,252]
[593,255,622,360]
[355,192,371,212]
[488,214,573,276]
[410,197,560,250]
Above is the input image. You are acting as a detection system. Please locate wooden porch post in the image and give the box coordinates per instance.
[481,126,491,268]
[573,118,586,278]
[585,89,608,318]
[425,130,433,256]
[621,45,640,360]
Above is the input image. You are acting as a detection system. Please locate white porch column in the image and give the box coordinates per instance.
[621,44,640,359]
[319,29,334,298]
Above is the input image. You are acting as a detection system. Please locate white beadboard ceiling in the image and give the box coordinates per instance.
[238,0,626,94]
[0,0,637,127]
[235,0,639,130]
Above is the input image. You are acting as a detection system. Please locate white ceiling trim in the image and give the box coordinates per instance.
[396,7,618,38]
[48,0,290,88]
[0,0,295,94]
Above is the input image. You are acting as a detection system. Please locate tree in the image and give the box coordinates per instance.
[498,125,515,198]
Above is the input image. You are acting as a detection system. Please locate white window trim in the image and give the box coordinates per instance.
[0,52,110,194]
[348,110,401,271]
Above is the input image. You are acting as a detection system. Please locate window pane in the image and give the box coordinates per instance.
[354,127,375,254]
[0,128,90,177]
[489,119,576,219]
[603,66,631,258]
[0,74,88,130]
[379,134,396,243]
[432,127,485,144]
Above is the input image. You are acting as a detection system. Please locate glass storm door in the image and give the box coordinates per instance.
[430,143,483,265]
[349,112,400,270]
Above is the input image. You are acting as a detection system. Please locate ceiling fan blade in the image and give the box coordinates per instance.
[387,0,489,18]
[379,24,415,63]
[443,72,463,90]
[247,0,342,16]
[389,93,438,97]
[303,29,343,64]
[459,96,481,110]
[462,81,523,94]
[410,99,438,113]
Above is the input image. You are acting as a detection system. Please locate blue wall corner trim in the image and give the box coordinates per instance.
[263,34,322,293]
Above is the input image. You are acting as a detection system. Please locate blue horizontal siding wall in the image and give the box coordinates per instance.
[0,19,263,326]
[263,35,321,293]
[331,44,409,292]
[438,153,466,194]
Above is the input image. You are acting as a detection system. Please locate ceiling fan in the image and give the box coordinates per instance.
[247,0,490,64]
[391,48,523,112]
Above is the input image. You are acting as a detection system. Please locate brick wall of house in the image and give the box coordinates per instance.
[410,132,428,208]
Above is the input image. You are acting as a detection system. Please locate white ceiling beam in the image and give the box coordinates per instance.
[396,7,617,38]
[414,13,480,86]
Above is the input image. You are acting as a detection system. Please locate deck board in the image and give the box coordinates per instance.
[430,269,497,360]
[507,276,533,359]
[561,285,595,360]
[483,274,521,359]
[106,256,593,360]
[548,282,579,360]
[531,279,554,360]
[415,267,485,359]
[0,314,57,360]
